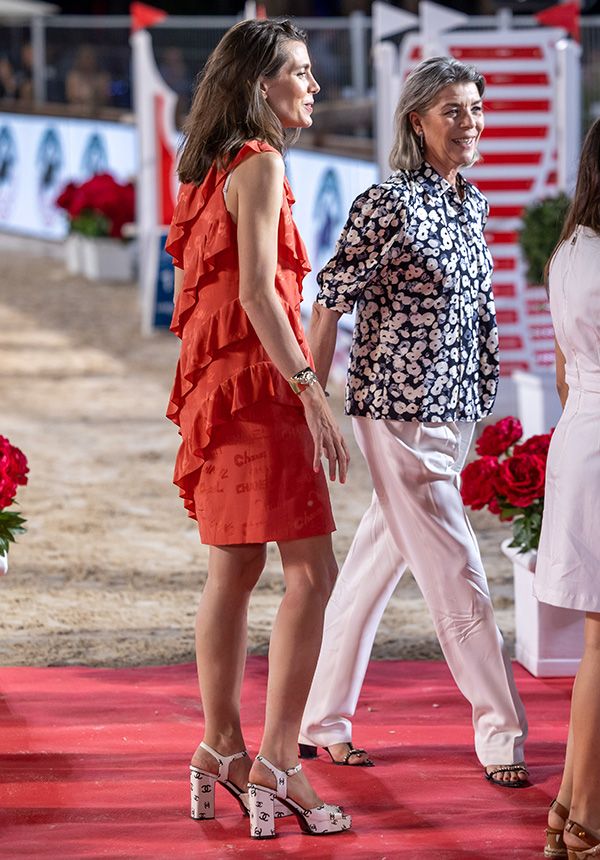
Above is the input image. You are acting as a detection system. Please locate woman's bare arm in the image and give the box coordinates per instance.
[555,338,568,408]
[230,150,349,481]
[173,265,184,303]
[234,152,312,377]
[308,302,342,388]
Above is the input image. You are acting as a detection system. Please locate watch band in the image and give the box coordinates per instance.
[288,366,318,395]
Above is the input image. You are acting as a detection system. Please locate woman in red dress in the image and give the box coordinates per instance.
[165,19,351,838]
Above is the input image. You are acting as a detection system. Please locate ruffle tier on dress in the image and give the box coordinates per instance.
[165,140,313,521]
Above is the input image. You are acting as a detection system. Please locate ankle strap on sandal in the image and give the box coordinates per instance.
[549,799,569,821]
[199,741,248,782]
[565,819,600,850]
[255,754,302,799]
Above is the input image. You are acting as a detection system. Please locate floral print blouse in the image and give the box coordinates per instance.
[316,161,499,422]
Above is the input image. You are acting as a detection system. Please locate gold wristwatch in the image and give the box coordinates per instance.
[288,366,318,395]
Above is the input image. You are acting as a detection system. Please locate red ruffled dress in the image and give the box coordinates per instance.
[165,140,335,545]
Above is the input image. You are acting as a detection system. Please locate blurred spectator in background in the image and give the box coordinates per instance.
[66,44,111,110]
[158,46,192,125]
[0,55,16,100]
[13,42,33,102]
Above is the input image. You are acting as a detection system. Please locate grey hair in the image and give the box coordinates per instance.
[389,56,485,171]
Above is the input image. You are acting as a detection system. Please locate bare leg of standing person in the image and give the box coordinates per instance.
[191,543,267,789]
[562,613,600,855]
[546,721,574,850]
[248,534,338,809]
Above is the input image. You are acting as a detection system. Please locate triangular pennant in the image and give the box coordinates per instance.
[130,2,167,34]
[420,0,469,42]
[535,1,580,43]
[372,1,418,43]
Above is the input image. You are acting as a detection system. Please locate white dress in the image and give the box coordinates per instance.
[534,226,600,612]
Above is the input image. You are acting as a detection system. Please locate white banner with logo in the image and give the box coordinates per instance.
[0,112,137,241]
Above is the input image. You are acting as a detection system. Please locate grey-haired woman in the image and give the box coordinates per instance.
[298,56,529,787]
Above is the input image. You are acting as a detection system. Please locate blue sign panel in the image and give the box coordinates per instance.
[153,231,175,328]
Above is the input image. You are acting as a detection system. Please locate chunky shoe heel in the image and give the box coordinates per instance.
[545,799,569,858]
[298,743,318,759]
[247,754,351,838]
[190,767,216,820]
[189,741,249,819]
[248,784,276,839]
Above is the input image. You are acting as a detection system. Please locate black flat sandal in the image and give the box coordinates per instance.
[484,763,530,788]
[299,742,374,767]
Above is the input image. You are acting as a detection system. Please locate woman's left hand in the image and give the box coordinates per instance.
[300,383,350,483]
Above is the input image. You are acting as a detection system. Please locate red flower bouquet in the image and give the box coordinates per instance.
[461,417,552,554]
[0,435,28,561]
[56,173,135,239]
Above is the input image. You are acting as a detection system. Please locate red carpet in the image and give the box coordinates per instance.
[0,658,571,858]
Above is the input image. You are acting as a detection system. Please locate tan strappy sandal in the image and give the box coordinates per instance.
[564,819,600,858]
[545,799,569,858]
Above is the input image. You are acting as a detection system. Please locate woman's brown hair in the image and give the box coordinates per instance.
[177,18,306,185]
[546,117,600,279]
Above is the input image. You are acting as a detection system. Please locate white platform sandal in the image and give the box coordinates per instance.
[247,754,352,839]
[190,741,249,820]
[190,742,292,821]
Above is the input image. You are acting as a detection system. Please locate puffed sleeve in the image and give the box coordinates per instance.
[316,182,406,314]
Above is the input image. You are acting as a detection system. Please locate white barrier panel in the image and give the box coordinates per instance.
[0,112,137,241]
[286,148,378,330]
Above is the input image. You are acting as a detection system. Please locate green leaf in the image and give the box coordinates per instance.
[70,209,111,238]
[507,509,542,553]
[499,504,523,518]
[0,508,27,554]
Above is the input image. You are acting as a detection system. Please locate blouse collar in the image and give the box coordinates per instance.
[415,160,471,203]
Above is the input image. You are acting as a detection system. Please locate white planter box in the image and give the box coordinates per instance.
[512,369,563,438]
[0,551,7,576]
[502,539,584,677]
[64,234,83,275]
[81,237,133,282]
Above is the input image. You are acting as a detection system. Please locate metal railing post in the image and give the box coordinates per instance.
[350,10,367,98]
[31,16,47,104]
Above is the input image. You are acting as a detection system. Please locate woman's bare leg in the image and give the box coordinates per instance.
[191,543,266,787]
[249,533,338,808]
[563,612,600,851]
[547,720,574,832]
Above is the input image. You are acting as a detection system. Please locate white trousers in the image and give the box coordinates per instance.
[300,417,528,766]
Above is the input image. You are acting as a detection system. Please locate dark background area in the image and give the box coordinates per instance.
[53,1,600,19]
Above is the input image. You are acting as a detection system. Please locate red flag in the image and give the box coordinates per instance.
[131,2,167,34]
[535,1,580,43]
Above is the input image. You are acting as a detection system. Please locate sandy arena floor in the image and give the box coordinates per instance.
[0,249,516,667]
